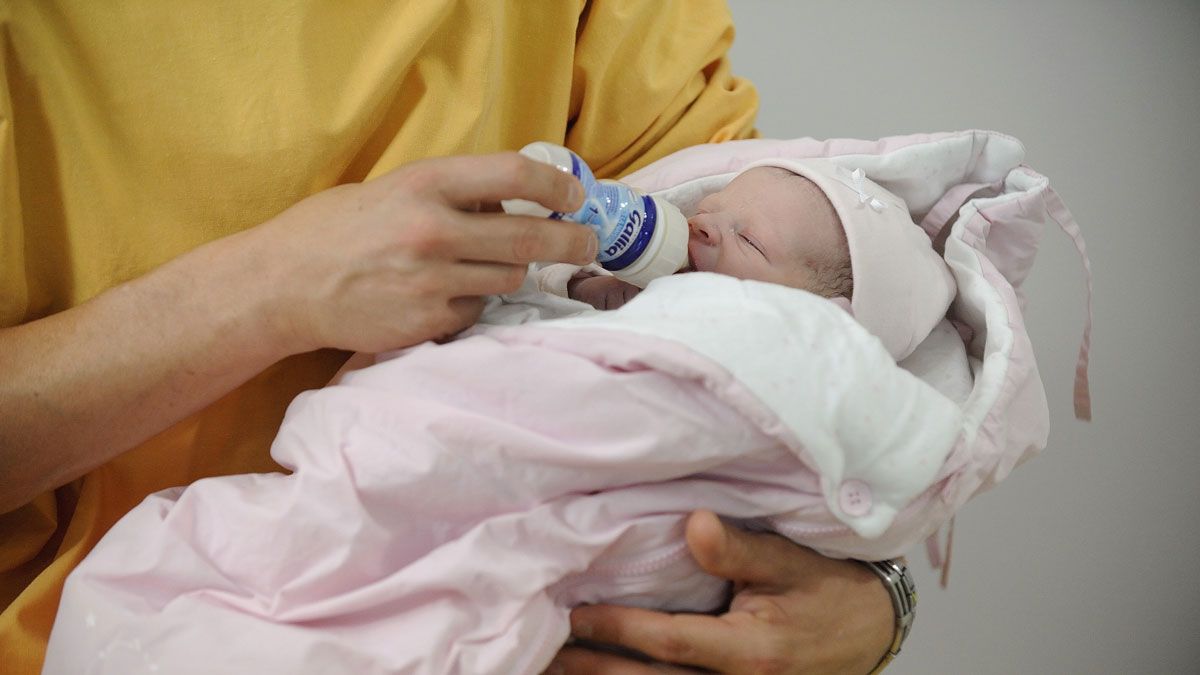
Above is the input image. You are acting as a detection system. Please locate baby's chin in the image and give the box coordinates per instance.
[680,250,700,273]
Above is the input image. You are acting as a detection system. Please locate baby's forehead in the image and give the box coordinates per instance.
[730,167,830,208]
[735,167,841,229]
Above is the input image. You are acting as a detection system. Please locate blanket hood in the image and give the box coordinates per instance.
[604,129,1092,552]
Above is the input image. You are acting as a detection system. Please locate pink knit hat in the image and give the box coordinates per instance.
[742,158,956,361]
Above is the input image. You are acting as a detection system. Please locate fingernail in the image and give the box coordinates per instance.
[574,620,593,639]
[584,233,598,261]
[570,179,584,207]
[546,660,565,675]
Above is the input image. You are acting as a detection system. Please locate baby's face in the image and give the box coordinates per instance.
[686,167,847,291]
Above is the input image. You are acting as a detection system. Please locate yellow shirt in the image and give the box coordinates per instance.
[0,1,756,670]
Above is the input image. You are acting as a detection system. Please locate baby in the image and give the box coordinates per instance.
[553,157,953,363]
[569,165,854,310]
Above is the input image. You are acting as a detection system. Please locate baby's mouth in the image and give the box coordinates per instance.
[683,240,697,272]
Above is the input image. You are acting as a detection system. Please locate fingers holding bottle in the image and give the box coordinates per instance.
[424,151,585,215]
[248,151,599,355]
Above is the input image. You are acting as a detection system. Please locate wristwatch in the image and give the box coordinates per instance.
[860,558,917,675]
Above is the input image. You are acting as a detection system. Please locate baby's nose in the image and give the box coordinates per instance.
[688,217,722,245]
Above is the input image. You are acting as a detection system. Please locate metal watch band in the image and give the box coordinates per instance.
[860,558,917,675]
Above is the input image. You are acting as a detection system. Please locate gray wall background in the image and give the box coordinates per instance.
[727,2,1200,673]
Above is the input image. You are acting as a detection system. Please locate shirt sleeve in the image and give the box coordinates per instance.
[566,0,759,179]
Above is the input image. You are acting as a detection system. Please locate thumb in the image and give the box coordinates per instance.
[685,510,815,586]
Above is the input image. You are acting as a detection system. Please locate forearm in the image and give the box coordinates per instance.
[0,228,292,512]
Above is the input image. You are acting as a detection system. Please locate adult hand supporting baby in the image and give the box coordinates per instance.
[0,152,595,513]
[549,511,894,675]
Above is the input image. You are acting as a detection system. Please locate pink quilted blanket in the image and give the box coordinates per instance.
[43,130,1091,674]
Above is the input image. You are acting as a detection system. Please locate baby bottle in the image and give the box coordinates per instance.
[502,142,689,288]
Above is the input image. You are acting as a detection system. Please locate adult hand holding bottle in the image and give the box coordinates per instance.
[254,152,596,353]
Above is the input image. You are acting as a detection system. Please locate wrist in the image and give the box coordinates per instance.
[858,558,917,674]
[172,227,306,365]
